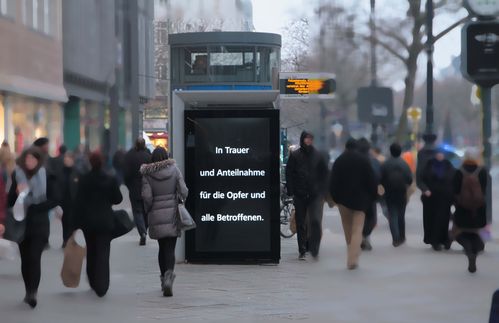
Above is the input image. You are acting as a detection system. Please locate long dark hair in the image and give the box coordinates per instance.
[17,146,43,179]
[151,147,169,163]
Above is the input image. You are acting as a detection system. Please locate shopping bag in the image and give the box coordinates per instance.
[177,202,196,231]
[61,232,86,288]
[0,238,18,260]
[289,209,297,234]
[3,209,26,243]
[112,210,134,239]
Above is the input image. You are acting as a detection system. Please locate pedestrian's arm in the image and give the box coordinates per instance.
[479,168,488,193]
[141,176,153,213]
[110,177,123,205]
[176,167,189,202]
[7,172,18,208]
[403,163,414,186]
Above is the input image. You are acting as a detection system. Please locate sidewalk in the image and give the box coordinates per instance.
[1,186,499,323]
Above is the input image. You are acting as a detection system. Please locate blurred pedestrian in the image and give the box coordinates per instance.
[285,131,328,260]
[60,152,80,248]
[330,139,378,270]
[112,148,126,186]
[140,147,188,297]
[74,144,90,174]
[380,143,413,247]
[0,141,16,179]
[451,149,488,273]
[420,148,455,251]
[8,147,59,308]
[357,138,381,251]
[124,138,151,246]
[74,151,123,297]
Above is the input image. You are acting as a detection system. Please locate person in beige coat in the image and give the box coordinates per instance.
[141,147,188,297]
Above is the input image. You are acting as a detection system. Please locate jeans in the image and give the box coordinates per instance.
[130,197,147,237]
[84,231,112,297]
[293,196,324,256]
[362,202,377,238]
[158,237,177,275]
[386,195,407,243]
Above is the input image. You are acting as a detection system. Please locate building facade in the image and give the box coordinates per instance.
[0,0,66,155]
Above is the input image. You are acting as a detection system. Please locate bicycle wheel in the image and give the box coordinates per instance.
[280,203,295,238]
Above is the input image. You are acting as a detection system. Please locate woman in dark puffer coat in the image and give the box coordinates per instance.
[141,147,188,297]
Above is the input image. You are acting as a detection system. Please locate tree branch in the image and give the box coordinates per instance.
[375,38,407,63]
[433,15,471,44]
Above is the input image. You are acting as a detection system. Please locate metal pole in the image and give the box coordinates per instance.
[481,86,493,223]
[130,0,140,141]
[370,0,379,146]
[425,0,434,137]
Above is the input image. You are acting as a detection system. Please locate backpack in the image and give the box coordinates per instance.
[456,168,485,211]
[385,167,407,192]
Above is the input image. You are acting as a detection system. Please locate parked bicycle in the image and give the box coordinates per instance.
[280,181,295,238]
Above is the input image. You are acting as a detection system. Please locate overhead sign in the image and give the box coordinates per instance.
[184,109,280,263]
[461,21,499,87]
[357,86,394,124]
[279,72,336,98]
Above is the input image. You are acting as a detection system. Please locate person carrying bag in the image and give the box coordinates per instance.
[141,147,188,297]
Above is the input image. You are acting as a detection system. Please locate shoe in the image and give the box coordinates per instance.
[162,270,176,297]
[23,292,37,308]
[432,244,442,251]
[139,234,146,246]
[62,241,67,249]
[298,253,306,261]
[347,263,358,270]
[393,239,405,247]
[444,240,452,250]
[361,238,373,251]
[467,254,477,273]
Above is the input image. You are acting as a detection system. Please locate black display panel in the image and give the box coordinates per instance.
[184,109,280,263]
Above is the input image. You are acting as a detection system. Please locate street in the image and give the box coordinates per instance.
[1,184,499,323]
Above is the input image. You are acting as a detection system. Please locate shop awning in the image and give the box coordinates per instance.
[0,74,68,102]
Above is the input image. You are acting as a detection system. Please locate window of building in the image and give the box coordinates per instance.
[208,46,255,82]
[0,0,16,19]
[22,0,54,36]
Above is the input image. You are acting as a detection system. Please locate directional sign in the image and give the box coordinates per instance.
[279,72,336,98]
[462,20,499,87]
[407,106,422,121]
[357,86,394,124]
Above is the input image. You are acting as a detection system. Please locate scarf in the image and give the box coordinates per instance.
[15,166,47,209]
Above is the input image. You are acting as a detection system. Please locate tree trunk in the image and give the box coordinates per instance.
[395,54,418,143]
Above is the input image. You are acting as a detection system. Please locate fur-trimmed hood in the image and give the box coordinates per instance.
[140,159,175,179]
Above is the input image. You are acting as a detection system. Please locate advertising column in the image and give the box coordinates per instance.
[185,109,280,263]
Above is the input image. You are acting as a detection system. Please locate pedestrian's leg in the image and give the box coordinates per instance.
[422,196,431,244]
[83,231,96,290]
[157,239,167,276]
[293,197,308,257]
[338,205,353,245]
[308,197,324,258]
[399,200,407,242]
[91,234,111,297]
[386,200,400,244]
[362,203,376,251]
[349,211,365,269]
[61,209,72,246]
[18,238,31,294]
[130,197,146,236]
[161,237,177,297]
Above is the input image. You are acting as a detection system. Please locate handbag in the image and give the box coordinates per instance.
[0,238,18,260]
[289,209,297,234]
[3,209,26,243]
[112,210,135,239]
[61,232,86,288]
[177,201,196,231]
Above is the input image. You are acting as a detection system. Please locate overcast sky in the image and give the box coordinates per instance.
[252,0,466,72]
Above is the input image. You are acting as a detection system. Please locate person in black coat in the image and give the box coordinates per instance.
[60,152,80,248]
[285,131,328,259]
[357,138,381,251]
[8,147,60,308]
[380,143,413,247]
[74,151,123,297]
[330,139,378,269]
[451,150,488,273]
[124,138,151,246]
[420,149,456,251]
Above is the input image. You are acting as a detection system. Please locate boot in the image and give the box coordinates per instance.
[139,234,146,246]
[162,270,176,297]
[23,291,37,308]
[467,253,477,273]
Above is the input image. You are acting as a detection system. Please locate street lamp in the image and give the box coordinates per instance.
[424,0,435,140]
[464,0,499,19]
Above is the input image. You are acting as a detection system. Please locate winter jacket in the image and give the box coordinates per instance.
[124,148,151,201]
[416,145,436,191]
[140,159,188,239]
[285,132,328,199]
[7,167,59,239]
[381,157,413,198]
[329,150,378,212]
[75,170,123,233]
[452,164,488,229]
